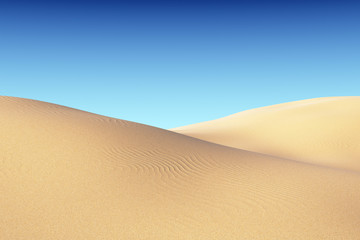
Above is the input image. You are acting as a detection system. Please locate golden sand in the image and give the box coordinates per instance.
[1,96,360,239]
[173,97,360,172]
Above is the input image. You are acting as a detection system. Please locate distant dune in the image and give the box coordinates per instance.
[172,97,360,172]
[1,96,360,239]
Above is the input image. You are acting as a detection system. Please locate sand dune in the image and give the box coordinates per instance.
[172,97,360,172]
[1,96,360,239]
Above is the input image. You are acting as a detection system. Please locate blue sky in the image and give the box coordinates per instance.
[1,0,359,128]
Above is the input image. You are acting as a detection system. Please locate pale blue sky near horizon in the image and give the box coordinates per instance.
[1,1,359,128]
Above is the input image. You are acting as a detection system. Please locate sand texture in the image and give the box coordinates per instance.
[173,97,360,172]
[1,96,360,239]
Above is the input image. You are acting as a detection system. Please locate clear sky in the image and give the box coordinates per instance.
[1,0,359,129]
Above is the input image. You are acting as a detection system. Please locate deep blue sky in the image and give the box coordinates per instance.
[1,0,359,128]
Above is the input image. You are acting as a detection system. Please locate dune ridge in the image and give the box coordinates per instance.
[1,96,360,239]
[172,97,360,172]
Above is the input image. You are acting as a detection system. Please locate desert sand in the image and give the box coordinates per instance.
[173,97,360,172]
[1,96,360,239]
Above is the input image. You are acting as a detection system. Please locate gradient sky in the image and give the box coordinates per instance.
[1,0,359,128]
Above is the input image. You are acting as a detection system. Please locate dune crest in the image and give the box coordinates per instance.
[1,96,360,239]
[172,97,360,172]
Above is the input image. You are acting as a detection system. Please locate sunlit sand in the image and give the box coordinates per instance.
[1,96,360,239]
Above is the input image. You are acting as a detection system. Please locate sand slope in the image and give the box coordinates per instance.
[172,97,360,172]
[1,96,360,239]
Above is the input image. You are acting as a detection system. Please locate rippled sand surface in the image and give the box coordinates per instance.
[1,96,360,239]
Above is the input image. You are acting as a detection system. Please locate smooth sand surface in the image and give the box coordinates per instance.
[173,97,360,172]
[1,96,360,239]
